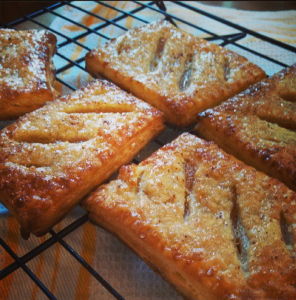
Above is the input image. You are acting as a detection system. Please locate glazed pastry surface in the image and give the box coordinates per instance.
[83,133,296,300]
[196,64,296,191]
[0,80,165,237]
[86,20,266,127]
[0,29,59,120]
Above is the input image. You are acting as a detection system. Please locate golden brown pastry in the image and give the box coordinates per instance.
[83,133,296,300]
[85,20,266,127]
[196,64,296,191]
[0,80,165,238]
[0,29,59,120]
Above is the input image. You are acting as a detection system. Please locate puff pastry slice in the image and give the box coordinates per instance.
[0,29,59,120]
[196,64,296,191]
[83,133,296,300]
[0,80,165,237]
[85,20,266,127]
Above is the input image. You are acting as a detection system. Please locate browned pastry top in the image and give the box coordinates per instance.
[0,29,59,119]
[84,133,296,300]
[0,80,165,237]
[86,20,266,127]
[196,64,296,191]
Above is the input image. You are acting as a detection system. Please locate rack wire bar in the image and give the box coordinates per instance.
[133,1,289,67]
[154,1,178,27]
[0,238,57,300]
[95,1,149,24]
[56,52,87,73]
[21,15,92,51]
[0,214,89,280]
[219,33,248,46]
[206,32,246,42]
[134,1,223,40]
[3,2,65,28]
[1,1,296,300]
[175,1,296,53]
[64,1,129,32]
[56,77,76,91]
[94,1,155,27]
[43,7,113,40]
[49,230,126,300]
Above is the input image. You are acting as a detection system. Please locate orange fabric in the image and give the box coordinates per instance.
[74,222,97,300]
[106,1,118,20]
[125,16,134,30]
[63,4,103,32]
[0,216,20,300]
[84,4,103,28]
[50,223,62,294]
[31,236,46,300]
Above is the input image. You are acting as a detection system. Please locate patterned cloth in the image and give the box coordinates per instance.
[0,2,296,299]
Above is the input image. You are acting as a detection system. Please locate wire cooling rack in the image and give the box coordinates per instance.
[0,1,296,300]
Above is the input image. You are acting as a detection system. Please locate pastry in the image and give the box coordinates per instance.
[196,64,296,191]
[85,20,266,127]
[0,29,59,120]
[83,133,296,300]
[0,80,165,238]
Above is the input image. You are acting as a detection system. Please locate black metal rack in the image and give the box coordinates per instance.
[0,1,295,299]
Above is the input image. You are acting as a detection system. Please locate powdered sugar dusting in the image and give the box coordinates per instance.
[90,20,265,126]
[0,29,51,93]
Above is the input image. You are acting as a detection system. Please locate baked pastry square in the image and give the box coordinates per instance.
[85,20,266,127]
[0,29,59,120]
[196,64,296,191]
[83,133,296,300]
[0,80,165,238]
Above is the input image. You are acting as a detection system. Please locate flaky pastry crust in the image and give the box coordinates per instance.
[196,64,296,191]
[0,29,59,120]
[85,20,266,127]
[0,80,165,237]
[83,133,296,300]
